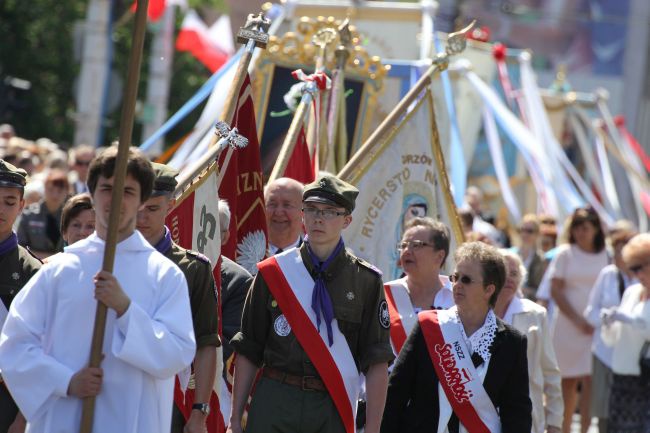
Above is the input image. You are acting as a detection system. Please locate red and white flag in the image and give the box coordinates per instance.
[176,9,232,72]
[166,170,227,433]
[130,0,167,21]
[218,73,268,275]
[284,125,316,184]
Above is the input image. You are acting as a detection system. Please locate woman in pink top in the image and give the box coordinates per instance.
[549,207,609,433]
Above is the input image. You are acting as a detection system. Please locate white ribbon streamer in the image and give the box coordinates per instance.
[482,106,522,221]
[455,60,559,216]
[518,54,614,227]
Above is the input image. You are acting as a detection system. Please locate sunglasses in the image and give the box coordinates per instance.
[629,262,650,274]
[75,160,92,167]
[518,227,537,234]
[449,273,481,285]
[49,179,68,189]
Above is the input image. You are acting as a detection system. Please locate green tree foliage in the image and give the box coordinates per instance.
[0,0,86,145]
[1,0,227,150]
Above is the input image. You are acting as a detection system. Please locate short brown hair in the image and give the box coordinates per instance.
[454,241,506,307]
[87,146,154,202]
[404,217,451,266]
[61,193,93,233]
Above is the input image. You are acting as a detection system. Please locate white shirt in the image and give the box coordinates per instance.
[584,264,636,366]
[268,236,302,255]
[0,232,196,433]
[602,283,650,375]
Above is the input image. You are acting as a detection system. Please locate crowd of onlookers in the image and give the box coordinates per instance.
[0,124,97,259]
[3,122,650,433]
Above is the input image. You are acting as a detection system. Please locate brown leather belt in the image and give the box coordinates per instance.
[263,367,327,392]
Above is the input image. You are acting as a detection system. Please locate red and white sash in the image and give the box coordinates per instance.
[384,276,452,355]
[419,309,501,433]
[257,248,359,433]
[384,279,417,355]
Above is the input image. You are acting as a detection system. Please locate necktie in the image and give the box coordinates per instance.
[306,237,344,346]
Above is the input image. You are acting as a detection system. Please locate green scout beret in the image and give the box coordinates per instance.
[0,159,27,189]
[151,162,179,197]
[303,174,359,213]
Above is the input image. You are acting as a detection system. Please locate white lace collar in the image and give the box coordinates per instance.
[451,307,497,364]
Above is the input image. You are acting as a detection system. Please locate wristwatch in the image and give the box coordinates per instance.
[192,402,210,416]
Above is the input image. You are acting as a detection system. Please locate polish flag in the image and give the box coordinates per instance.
[284,126,316,184]
[130,0,167,22]
[176,9,233,72]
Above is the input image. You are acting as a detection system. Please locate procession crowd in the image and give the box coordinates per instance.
[0,126,649,433]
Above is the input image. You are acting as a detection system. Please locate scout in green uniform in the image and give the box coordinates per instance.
[0,159,42,432]
[228,174,394,433]
[136,163,220,433]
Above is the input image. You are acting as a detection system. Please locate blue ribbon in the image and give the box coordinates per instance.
[305,236,345,347]
[139,49,243,152]
[0,232,18,256]
[153,226,172,255]
[432,26,466,207]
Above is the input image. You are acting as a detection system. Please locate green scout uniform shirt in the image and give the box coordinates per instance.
[0,244,41,312]
[164,242,220,348]
[231,243,394,376]
[17,201,64,255]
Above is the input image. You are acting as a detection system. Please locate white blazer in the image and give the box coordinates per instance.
[505,297,563,433]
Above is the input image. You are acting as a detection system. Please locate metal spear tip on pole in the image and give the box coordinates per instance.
[236,12,271,48]
[213,121,249,151]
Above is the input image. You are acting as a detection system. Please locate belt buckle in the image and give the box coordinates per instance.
[301,375,316,391]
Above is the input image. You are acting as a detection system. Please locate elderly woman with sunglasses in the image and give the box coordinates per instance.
[382,242,532,433]
[384,217,454,357]
[600,233,650,432]
[494,250,563,433]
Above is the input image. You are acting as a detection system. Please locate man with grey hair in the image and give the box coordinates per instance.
[217,199,253,363]
[264,177,304,255]
[69,145,96,194]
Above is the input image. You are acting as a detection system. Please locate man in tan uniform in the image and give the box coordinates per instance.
[137,163,220,433]
[228,174,393,433]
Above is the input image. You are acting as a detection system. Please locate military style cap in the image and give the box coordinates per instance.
[303,174,359,212]
[0,159,27,189]
[151,162,179,197]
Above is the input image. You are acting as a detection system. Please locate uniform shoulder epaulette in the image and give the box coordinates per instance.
[355,257,383,277]
[185,249,212,265]
[23,245,44,264]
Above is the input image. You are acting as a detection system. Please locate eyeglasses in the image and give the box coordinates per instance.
[518,227,537,234]
[75,160,92,167]
[397,240,434,251]
[302,207,347,220]
[449,273,481,285]
[629,261,650,274]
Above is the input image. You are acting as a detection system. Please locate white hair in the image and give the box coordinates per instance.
[499,248,528,292]
[218,199,231,231]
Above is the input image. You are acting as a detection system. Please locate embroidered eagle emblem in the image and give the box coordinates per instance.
[11,272,19,281]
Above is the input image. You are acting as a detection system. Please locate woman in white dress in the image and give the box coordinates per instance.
[549,207,609,433]
[495,250,563,433]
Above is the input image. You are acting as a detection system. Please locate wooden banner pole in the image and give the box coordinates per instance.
[79,0,149,432]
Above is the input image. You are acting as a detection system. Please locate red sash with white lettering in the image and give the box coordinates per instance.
[419,310,501,433]
[257,249,359,433]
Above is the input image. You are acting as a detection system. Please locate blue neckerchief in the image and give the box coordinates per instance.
[305,236,345,347]
[0,232,18,256]
[153,226,173,255]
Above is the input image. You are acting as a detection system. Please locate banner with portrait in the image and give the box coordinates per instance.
[341,89,464,280]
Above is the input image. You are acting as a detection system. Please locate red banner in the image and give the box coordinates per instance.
[219,74,268,275]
